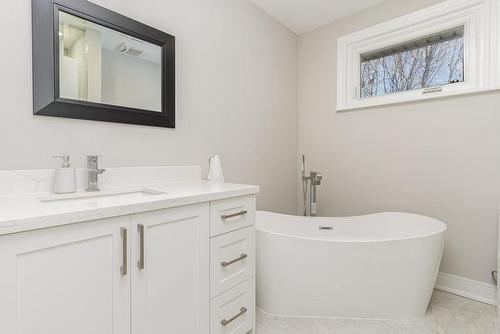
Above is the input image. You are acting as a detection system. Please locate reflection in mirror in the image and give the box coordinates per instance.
[58,11,162,112]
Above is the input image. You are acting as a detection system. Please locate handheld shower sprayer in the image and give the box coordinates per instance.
[301,154,307,216]
[301,154,305,177]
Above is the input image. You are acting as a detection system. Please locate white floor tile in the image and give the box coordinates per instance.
[256,290,497,334]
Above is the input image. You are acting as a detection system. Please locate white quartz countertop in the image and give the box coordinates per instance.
[0,180,259,236]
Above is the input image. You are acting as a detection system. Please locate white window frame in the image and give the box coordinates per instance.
[337,0,500,111]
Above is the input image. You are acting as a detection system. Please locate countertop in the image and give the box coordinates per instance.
[0,180,259,236]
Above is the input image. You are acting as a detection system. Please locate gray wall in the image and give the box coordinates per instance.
[297,0,500,284]
[0,0,298,214]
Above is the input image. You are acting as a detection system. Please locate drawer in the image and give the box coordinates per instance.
[210,196,255,237]
[210,226,255,297]
[210,279,255,334]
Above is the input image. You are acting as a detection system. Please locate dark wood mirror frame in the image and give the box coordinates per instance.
[32,0,175,128]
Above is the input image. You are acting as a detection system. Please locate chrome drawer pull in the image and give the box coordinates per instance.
[221,210,248,220]
[221,253,248,267]
[221,307,248,326]
[120,227,128,276]
[137,224,145,270]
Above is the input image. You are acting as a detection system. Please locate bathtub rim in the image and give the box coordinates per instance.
[256,211,447,243]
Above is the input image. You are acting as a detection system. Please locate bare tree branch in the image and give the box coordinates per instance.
[360,36,464,98]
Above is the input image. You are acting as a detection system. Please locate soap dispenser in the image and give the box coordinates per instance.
[53,154,76,194]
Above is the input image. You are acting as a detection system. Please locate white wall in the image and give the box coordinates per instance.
[0,0,297,214]
[69,33,88,100]
[101,49,161,111]
[2,0,494,286]
[86,28,102,103]
[297,0,500,284]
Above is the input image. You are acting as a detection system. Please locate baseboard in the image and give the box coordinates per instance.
[435,272,497,306]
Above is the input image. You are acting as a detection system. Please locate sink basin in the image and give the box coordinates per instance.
[39,188,166,204]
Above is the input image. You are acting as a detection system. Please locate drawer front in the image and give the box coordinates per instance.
[210,226,255,297]
[210,196,255,237]
[210,279,255,334]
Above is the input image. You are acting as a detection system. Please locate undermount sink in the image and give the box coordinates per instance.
[39,188,167,204]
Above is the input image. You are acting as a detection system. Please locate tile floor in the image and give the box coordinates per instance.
[256,290,497,334]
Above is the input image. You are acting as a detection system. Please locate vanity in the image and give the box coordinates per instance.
[0,166,259,334]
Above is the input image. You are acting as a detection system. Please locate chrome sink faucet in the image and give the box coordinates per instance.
[87,155,105,192]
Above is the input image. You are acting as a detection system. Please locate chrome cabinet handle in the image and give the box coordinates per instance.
[137,224,145,270]
[221,307,247,326]
[221,253,248,267]
[221,210,248,220]
[120,227,128,276]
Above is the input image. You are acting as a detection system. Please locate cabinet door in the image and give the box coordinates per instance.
[0,216,130,334]
[131,203,209,334]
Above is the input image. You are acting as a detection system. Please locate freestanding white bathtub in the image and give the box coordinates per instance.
[256,211,446,320]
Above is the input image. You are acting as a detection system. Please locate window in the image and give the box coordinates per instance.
[360,27,464,98]
[337,0,500,111]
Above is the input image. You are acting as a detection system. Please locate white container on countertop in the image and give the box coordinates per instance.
[53,154,76,194]
[208,155,224,182]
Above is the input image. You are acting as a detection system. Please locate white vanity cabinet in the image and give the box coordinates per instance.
[0,193,256,334]
[0,216,131,334]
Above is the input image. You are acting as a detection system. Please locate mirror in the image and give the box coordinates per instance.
[32,0,175,128]
[58,11,162,112]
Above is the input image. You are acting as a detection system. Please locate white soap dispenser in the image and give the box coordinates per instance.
[53,154,76,194]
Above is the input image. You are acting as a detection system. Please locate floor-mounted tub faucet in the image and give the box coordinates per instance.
[301,154,322,216]
[309,171,322,216]
[87,155,105,192]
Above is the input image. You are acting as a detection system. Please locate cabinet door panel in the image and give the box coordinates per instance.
[0,216,130,334]
[210,226,255,297]
[132,203,209,334]
[210,196,255,237]
[210,279,255,334]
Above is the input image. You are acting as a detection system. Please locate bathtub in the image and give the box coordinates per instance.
[256,211,446,320]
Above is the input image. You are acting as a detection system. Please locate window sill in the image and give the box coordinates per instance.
[336,86,500,112]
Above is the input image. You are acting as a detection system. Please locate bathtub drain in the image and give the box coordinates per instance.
[319,226,334,230]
